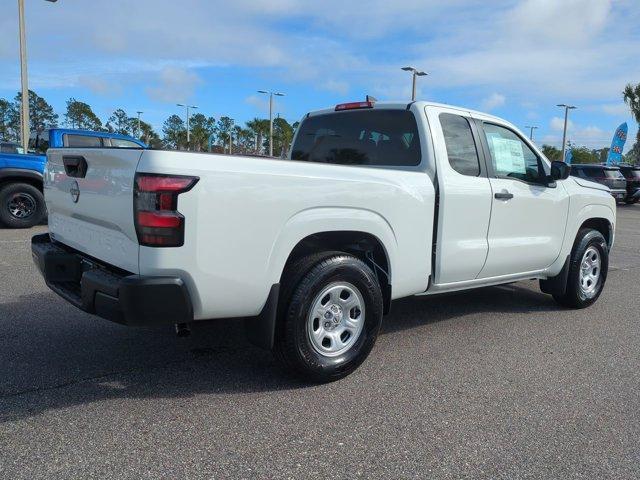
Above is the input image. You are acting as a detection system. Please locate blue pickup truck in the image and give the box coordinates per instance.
[0,128,145,228]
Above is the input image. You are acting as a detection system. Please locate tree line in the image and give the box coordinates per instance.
[0,90,297,156]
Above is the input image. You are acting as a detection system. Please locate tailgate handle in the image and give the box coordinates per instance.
[63,156,88,178]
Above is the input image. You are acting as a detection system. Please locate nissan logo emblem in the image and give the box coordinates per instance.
[70,181,80,203]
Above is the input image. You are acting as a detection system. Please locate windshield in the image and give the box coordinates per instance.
[0,143,23,154]
[29,132,50,154]
[291,110,421,167]
[604,169,624,179]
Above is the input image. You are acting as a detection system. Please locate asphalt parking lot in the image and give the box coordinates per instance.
[1,206,639,479]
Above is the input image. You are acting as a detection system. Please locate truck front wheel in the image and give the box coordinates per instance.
[0,182,46,229]
[552,228,608,308]
[274,252,384,382]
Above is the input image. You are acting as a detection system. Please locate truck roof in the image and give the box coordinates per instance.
[306,100,516,131]
[307,100,506,122]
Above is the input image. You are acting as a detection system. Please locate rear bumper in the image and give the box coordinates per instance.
[31,233,193,326]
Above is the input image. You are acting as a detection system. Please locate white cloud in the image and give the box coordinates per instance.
[244,94,286,115]
[547,117,612,147]
[504,0,612,46]
[601,103,631,116]
[481,93,506,111]
[0,0,638,131]
[321,79,349,95]
[550,116,573,132]
[146,67,202,104]
[78,76,122,96]
[5,0,633,101]
[244,95,268,112]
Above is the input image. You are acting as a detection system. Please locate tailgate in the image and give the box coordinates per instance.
[44,148,143,273]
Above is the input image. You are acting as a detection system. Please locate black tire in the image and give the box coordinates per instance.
[0,182,46,229]
[552,229,608,308]
[274,252,384,383]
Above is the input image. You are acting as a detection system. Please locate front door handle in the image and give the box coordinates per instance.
[494,191,514,200]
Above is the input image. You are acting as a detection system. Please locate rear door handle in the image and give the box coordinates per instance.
[494,192,514,200]
[63,156,88,178]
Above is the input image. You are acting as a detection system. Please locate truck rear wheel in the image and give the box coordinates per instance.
[0,182,46,229]
[552,229,608,308]
[274,252,383,383]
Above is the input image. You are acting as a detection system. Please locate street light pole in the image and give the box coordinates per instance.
[17,0,30,153]
[17,0,58,153]
[401,66,428,101]
[136,111,143,138]
[524,125,538,141]
[177,103,197,150]
[258,90,284,157]
[557,104,576,162]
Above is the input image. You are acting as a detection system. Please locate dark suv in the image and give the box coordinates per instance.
[618,164,640,204]
[570,164,627,202]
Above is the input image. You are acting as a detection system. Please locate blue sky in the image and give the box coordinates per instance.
[0,0,638,150]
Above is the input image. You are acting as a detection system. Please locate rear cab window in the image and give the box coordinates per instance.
[110,138,142,148]
[291,109,421,167]
[64,134,103,147]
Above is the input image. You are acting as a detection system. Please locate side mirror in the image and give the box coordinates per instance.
[551,160,571,180]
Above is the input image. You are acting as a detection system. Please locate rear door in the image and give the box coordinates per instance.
[427,107,493,284]
[473,120,569,278]
[45,148,143,273]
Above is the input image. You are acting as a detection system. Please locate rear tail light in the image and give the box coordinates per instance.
[134,173,198,247]
[335,101,374,111]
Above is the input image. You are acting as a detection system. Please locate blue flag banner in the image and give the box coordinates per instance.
[606,122,628,165]
[565,148,573,165]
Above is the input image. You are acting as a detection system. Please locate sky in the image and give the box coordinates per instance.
[0,0,638,151]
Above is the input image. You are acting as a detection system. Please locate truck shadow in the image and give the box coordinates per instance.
[0,282,559,422]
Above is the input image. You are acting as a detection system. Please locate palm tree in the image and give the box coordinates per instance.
[623,83,640,149]
[623,83,640,124]
[246,118,270,155]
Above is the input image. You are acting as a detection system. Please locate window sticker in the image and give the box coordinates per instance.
[490,136,526,175]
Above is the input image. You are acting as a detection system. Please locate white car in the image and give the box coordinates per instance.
[32,100,616,382]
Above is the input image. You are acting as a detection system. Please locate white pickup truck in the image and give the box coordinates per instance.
[32,100,616,382]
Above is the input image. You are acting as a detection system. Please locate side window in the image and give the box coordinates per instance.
[482,123,546,184]
[109,138,141,148]
[439,113,481,176]
[65,134,102,147]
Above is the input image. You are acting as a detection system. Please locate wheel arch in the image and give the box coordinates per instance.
[570,204,615,249]
[579,217,613,250]
[0,169,44,192]
[545,203,614,278]
[267,208,397,314]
